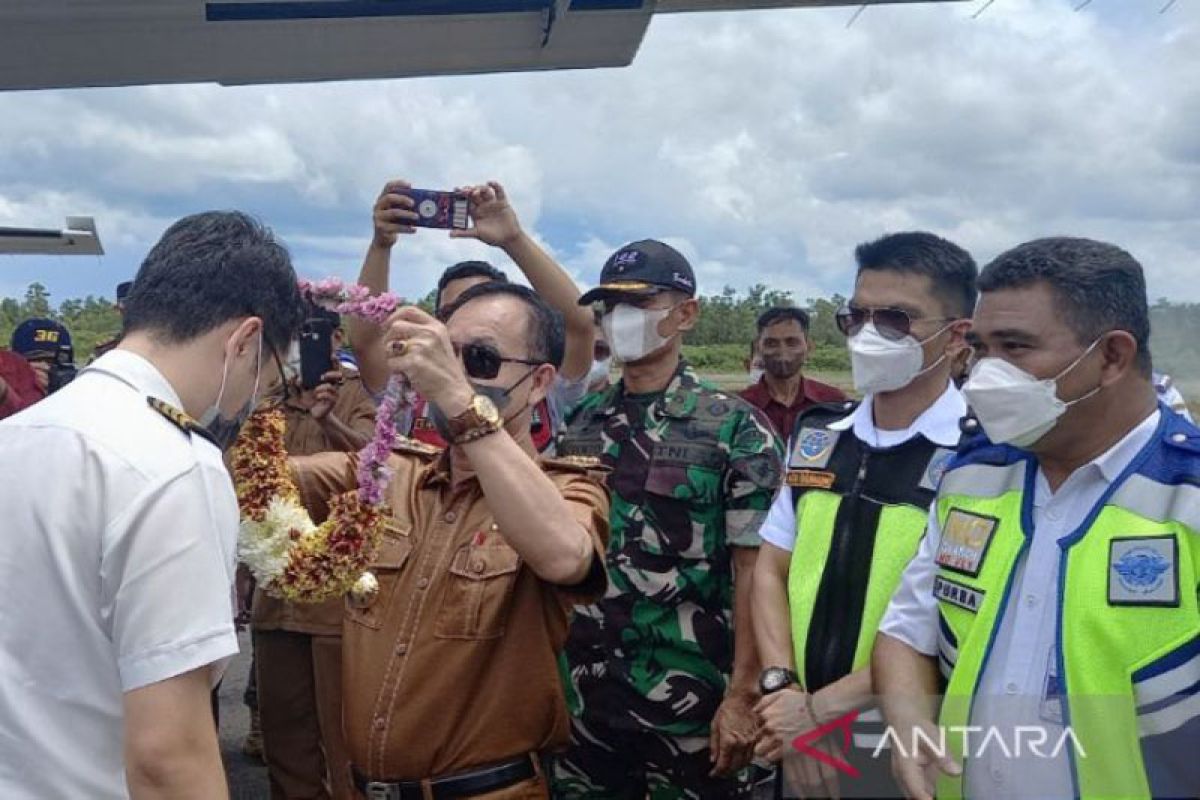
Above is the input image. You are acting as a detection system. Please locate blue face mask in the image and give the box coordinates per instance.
[198,332,263,450]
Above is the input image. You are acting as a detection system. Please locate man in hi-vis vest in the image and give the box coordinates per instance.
[753,231,977,797]
[875,237,1200,800]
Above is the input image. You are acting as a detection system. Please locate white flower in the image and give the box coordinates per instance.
[238,496,316,586]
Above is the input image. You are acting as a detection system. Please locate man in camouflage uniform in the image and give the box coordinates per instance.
[554,240,784,799]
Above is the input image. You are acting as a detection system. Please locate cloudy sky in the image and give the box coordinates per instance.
[1,0,1197,309]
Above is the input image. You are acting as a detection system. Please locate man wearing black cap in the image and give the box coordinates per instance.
[554,240,784,799]
[90,281,133,363]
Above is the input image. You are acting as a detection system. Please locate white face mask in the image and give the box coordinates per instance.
[282,340,301,382]
[198,331,264,451]
[962,341,1101,448]
[849,322,948,395]
[602,304,675,364]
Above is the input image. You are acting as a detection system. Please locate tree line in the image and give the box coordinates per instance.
[2,283,1196,384]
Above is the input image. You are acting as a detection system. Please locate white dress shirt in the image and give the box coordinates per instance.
[879,410,1161,800]
[0,350,240,800]
[760,382,967,552]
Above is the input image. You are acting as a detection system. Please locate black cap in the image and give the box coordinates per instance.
[578,239,697,306]
[116,281,133,301]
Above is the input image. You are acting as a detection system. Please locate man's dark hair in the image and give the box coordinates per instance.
[445,282,565,370]
[854,231,978,318]
[435,261,509,309]
[978,237,1152,375]
[123,211,303,355]
[756,306,810,335]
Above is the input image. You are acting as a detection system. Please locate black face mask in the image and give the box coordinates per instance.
[428,368,538,442]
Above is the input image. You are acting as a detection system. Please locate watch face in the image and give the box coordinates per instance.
[472,394,501,425]
[760,667,794,694]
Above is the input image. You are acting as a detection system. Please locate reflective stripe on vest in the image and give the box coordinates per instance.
[933,420,1200,800]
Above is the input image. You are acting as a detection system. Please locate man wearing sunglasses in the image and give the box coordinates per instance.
[753,232,976,796]
[876,238,1200,800]
[288,281,610,799]
[554,240,784,799]
[351,179,595,455]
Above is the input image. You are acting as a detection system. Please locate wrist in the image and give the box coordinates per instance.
[370,235,395,251]
[497,228,530,253]
[436,381,475,419]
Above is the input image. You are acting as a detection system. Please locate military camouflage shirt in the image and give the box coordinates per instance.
[557,362,783,737]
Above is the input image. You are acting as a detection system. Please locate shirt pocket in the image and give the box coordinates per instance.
[641,451,725,558]
[434,536,522,640]
[346,527,413,631]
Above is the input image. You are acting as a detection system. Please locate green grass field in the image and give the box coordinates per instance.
[700,371,1199,420]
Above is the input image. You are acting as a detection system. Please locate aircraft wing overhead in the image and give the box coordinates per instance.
[0,1,962,91]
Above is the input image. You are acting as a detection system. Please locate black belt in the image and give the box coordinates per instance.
[352,754,538,800]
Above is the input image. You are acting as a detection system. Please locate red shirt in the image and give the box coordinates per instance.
[739,375,847,441]
[0,350,44,420]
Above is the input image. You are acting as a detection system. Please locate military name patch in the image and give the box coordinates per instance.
[935,508,998,578]
[790,427,840,469]
[1109,536,1179,607]
[786,469,836,490]
[559,439,605,458]
[934,575,985,614]
[919,448,956,492]
[651,442,725,470]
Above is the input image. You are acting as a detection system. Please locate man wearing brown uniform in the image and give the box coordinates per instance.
[291,281,610,799]
[253,303,378,800]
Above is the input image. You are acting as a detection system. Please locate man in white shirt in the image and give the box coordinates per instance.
[874,237,1200,800]
[752,232,977,796]
[0,211,303,800]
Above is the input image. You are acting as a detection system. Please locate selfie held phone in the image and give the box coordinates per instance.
[299,318,335,390]
[402,188,470,230]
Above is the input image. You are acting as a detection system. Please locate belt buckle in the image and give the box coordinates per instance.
[365,782,397,800]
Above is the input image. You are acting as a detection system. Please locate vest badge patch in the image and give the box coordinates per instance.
[786,469,836,490]
[1109,535,1179,607]
[935,508,998,578]
[790,427,840,469]
[919,448,957,492]
[934,575,985,614]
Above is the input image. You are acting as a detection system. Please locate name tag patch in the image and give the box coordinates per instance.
[790,428,840,469]
[935,508,998,578]
[919,448,956,492]
[786,469,836,490]
[934,575,985,614]
[1109,536,1179,607]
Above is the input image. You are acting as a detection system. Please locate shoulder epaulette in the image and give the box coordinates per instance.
[542,453,611,481]
[793,400,858,431]
[391,435,443,458]
[147,396,216,445]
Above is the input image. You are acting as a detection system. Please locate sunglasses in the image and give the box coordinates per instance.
[835,305,953,341]
[456,341,543,380]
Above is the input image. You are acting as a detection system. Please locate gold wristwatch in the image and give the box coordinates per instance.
[446,394,503,445]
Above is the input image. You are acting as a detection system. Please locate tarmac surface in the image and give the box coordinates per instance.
[220,631,270,800]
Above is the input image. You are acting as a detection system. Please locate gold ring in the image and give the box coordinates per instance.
[389,339,408,356]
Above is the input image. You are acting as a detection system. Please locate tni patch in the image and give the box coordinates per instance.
[1109,536,1179,607]
[935,508,998,578]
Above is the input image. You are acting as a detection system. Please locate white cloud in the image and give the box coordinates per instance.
[0,0,1196,314]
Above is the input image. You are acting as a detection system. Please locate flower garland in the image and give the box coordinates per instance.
[231,278,407,603]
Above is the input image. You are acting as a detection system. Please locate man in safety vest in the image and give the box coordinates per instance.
[753,231,977,796]
[875,236,1200,800]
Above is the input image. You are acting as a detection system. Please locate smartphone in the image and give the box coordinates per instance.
[47,344,78,394]
[401,188,469,230]
[299,318,335,390]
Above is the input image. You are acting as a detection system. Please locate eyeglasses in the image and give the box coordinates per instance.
[457,341,543,380]
[835,305,953,341]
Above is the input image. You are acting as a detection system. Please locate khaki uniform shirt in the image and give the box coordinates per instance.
[291,440,611,780]
[252,373,378,636]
